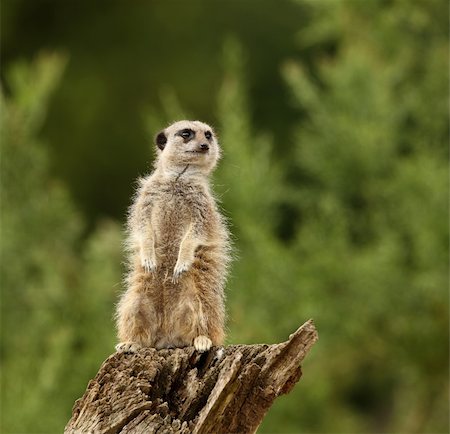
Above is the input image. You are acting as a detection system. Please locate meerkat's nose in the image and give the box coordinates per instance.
[200,143,209,151]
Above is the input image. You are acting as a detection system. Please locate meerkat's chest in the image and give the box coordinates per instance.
[150,187,211,236]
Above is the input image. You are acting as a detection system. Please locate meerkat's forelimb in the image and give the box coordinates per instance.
[139,223,157,273]
[173,223,204,281]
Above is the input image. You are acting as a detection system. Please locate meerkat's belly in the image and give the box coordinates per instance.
[152,195,193,267]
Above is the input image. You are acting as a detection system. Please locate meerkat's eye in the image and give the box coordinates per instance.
[177,129,195,141]
[205,131,212,140]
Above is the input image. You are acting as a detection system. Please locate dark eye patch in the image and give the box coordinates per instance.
[205,131,212,140]
[176,128,195,142]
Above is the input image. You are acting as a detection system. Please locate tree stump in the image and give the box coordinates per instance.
[65,319,318,434]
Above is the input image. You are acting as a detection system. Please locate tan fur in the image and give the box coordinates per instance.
[115,120,231,352]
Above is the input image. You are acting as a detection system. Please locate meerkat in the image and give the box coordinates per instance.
[115,120,231,353]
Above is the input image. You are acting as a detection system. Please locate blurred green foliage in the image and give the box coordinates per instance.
[1,53,123,432]
[1,1,448,433]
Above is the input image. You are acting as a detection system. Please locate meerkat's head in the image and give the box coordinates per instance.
[154,120,220,176]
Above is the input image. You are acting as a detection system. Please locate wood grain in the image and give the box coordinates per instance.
[65,320,318,434]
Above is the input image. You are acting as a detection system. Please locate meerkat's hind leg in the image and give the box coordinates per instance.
[194,335,212,352]
[116,285,157,352]
[115,341,143,353]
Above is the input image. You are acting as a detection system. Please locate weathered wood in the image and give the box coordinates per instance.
[65,320,318,434]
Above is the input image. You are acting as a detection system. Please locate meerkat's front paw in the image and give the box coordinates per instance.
[140,253,157,273]
[172,259,192,282]
[194,335,212,352]
[115,342,142,353]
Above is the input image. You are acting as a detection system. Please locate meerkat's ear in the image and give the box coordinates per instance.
[155,130,167,150]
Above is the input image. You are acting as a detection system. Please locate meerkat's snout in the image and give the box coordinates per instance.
[200,143,209,152]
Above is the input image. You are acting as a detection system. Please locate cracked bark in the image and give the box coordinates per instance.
[65,319,318,434]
